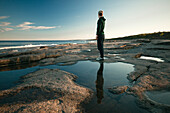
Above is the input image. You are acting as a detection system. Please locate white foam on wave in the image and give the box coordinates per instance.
[88,41,96,43]
[0,44,58,50]
[51,44,58,46]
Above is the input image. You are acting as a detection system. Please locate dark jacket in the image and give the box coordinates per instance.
[96,17,106,35]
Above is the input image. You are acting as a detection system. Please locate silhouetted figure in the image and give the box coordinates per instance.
[95,62,104,104]
[96,10,106,61]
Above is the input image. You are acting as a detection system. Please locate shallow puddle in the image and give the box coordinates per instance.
[0,67,38,90]
[139,56,164,62]
[145,90,170,105]
[0,61,149,113]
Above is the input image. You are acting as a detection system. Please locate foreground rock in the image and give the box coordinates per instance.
[0,69,93,113]
[108,86,129,94]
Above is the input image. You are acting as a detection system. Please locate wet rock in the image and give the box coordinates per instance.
[134,53,142,58]
[40,46,48,49]
[40,55,86,66]
[145,90,170,105]
[106,43,140,50]
[147,48,170,50]
[135,39,151,43]
[45,53,61,58]
[108,86,129,94]
[58,61,77,66]
[0,53,46,67]
[154,41,170,45]
[127,65,147,82]
[0,49,42,58]
[135,92,170,113]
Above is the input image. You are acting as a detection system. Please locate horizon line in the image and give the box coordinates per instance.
[0,31,169,41]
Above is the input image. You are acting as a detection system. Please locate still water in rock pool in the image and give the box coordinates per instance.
[0,61,149,113]
[145,90,170,105]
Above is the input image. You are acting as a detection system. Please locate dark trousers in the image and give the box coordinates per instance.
[97,34,104,58]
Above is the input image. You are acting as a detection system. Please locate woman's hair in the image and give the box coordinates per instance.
[98,10,103,16]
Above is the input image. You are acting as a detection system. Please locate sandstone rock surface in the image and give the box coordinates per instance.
[0,69,93,113]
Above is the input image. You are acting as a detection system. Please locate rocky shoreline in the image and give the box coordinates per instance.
[0,32,170,112]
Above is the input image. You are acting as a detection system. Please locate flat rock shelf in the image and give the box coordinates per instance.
[0,33,170,113]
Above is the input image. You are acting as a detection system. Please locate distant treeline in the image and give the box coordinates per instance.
[107,31,170,40]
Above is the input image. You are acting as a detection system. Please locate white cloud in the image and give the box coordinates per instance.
[0,28,13,32]
[0,21,13,32]
[17,22,57,30]
[0,16,10,19]
[0,22,11,26]
[4,28,13,31]
[17,22,34,27]
[0,21,58,32]
[32,26,56,29]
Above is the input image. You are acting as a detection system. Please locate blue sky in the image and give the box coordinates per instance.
[0,0,170,40]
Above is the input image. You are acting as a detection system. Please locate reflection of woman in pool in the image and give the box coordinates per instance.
[95,62,104,104]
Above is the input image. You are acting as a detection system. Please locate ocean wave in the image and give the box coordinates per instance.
[88,41,96,43]
[0,40,89,50]
[0,44,58,50]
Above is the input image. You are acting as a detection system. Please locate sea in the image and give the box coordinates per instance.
[0,40,95,50]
